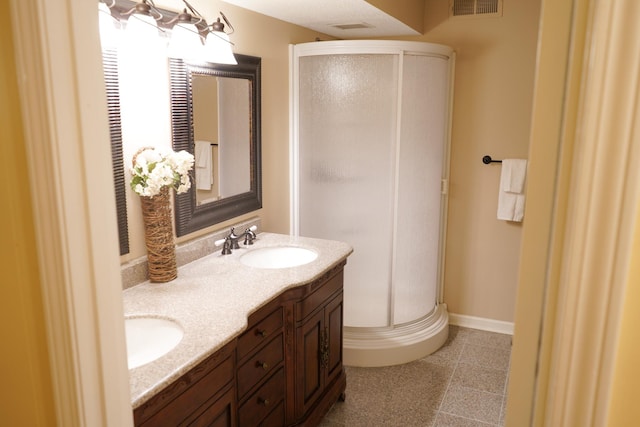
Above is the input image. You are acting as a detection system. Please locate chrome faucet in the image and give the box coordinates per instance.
[217,225,257,255]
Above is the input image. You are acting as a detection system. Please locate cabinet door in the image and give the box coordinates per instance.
[324,292,343,386]
[188,386,236,427]
[295,309,324,417]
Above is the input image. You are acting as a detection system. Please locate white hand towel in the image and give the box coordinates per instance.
[501,159,528,193]
[195,140,213,190]
[497,159,527,222]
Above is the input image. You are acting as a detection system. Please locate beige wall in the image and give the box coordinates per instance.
[384,0,541,321]
[0,10,56,424]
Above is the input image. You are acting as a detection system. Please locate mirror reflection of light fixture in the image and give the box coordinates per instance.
[98,1,120,49]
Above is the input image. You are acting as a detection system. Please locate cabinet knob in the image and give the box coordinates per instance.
[258,397,270,406]
[256,361,269,370]
[256,329,267,337]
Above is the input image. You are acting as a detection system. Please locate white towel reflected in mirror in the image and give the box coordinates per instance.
[195,140,214,190]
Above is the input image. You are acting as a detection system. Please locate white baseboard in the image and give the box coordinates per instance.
[449,313,514,335]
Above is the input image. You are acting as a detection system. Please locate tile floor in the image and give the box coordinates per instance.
[320,326,512,426]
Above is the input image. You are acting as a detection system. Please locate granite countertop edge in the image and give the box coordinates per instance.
[123,232,353,409]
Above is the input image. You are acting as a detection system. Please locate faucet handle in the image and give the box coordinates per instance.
[221,238,233,255]
[244,227,257,245]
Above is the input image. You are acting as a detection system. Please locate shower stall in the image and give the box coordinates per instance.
[290,41,454,367]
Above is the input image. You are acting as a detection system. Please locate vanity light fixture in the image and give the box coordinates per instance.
[98,0,237,65]
[181,0,237,65]
[166,9,203,60]
[202,13,237,65]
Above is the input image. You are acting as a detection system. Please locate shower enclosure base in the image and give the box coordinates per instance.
[343,304,449,367]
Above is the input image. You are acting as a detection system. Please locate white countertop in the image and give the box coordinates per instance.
[123,233,352,408]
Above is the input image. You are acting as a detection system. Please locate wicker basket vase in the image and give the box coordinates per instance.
[140,186,177,282]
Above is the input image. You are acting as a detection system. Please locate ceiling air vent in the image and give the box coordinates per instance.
[451,0,502,17]
[329,22,374,30]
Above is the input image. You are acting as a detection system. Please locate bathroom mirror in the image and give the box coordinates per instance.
[191,75,251,206]
[169,55,262,236]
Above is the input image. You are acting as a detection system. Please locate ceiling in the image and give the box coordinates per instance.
[220,0,421,39]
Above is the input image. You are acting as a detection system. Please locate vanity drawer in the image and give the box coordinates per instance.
[237,306,283,360]
[295,270,343,321]
[237,334,284,398]
[238,368,285,427]
[135,346,235,426]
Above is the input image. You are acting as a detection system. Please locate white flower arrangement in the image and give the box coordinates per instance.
[130,147,195,197]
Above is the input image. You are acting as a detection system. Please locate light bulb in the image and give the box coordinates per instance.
[203,31,237,65]
[167,22,203,60]
[126,12,159,45]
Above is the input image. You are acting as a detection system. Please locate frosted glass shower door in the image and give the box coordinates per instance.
[393,54,450,324]
[298,54,399,328]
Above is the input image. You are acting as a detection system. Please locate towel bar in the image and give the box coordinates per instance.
[482,155,502,164]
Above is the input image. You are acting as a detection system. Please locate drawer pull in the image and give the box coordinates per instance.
[258,397,270,406]
[257,361,269,370]
[256,329,268,337]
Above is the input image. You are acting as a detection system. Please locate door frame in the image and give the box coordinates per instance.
[10,0,133,425]
[507,0,640,424]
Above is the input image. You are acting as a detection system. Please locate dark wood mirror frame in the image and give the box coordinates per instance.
[169,55,262,237]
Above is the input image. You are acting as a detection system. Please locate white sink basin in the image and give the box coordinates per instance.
[125,317,183,369]
[240,246,318,269]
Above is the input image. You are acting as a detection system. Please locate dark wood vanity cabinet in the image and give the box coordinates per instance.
[132,261,347,427]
